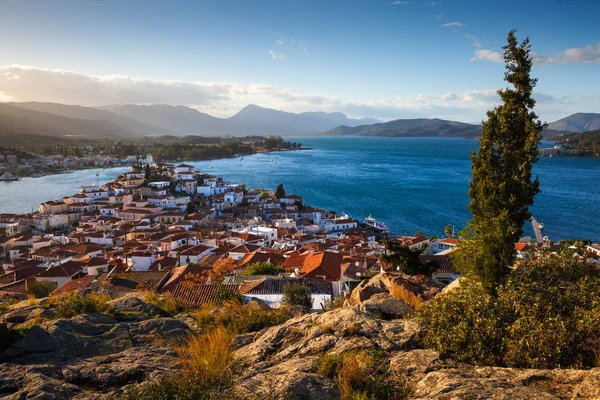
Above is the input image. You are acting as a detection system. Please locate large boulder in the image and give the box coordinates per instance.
[359,292,412,319]
[107,295,163,318]
[235,307,419,368]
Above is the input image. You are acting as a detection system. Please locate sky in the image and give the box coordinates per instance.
[0,0,599,123]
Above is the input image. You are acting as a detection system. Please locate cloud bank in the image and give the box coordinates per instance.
[0,64,577,122]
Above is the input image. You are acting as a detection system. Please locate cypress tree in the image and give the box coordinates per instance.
[457,30,545,293]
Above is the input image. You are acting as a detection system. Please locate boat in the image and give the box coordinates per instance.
[95,172,99,177]
[239,157,244,161]
[0,172,19,181]
[272,159,276,163]
[365,215,389,231]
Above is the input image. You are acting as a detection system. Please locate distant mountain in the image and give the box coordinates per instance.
[547,113,600,133]
[10,102,168,135]
[99,103,380,135]
[98,104,224,135]
[326,118,483,138]
[0,103,138,139]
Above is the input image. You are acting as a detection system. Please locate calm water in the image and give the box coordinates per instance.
[1,137,598,241]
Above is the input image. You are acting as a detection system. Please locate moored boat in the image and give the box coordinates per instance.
[365,215,389,231]
[0,172,19,181]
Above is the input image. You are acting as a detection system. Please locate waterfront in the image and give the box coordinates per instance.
[1,137,599,241]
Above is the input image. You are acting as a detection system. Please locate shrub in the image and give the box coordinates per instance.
[140,291,179,315]
[315,350,392,400]
[415,253,600,369]
[26,280,57,298]
[282,283,313,309]
[389,285,423,309]
[190,299,290,334]
[54,291,113,319]
[321,296,345,311]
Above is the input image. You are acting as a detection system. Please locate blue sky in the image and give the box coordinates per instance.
[0,0,598,123]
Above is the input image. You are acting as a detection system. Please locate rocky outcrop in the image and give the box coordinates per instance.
[345,272,442,318]
[0,296,192,399]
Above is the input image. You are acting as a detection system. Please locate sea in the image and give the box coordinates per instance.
[1,136,599,241]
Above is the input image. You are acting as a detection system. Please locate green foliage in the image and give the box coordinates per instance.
[144,164,151,180]
[458,31,545,293]
[275,183,285,199]
[54,291,113,319]
[282,283,313,308]
[315,350,393,400]
[415,253,600,369]
[381,238,432,276]
[558,129,600,155]
[26,280,57,298]
[321,296,345,312]
[242,262,279,276]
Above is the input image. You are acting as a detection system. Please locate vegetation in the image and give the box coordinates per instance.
[558,129,600,155]
[275,183,285,199]
[381,238,433,276]
[415,253,600,369]
[53,291,113,319]
[282,283,313,308]
[139,291,179,315]
[315,350,396,400]
[190,299,290,335]
[242,262,280,276]
[455,30,545,293]
[26,280,57,298]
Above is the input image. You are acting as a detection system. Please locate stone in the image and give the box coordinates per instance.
[107,295,163,317]
[359,292,413,319]
[128,317,189,345]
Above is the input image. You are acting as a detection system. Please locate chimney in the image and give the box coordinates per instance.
[78,280,83,289]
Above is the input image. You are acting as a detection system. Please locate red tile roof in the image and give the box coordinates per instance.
[168,283,240,307]
[52,275,98,295]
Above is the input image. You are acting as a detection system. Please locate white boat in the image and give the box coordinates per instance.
[239,157,244,161]
[0,172,19,181]
[365,215,389,231]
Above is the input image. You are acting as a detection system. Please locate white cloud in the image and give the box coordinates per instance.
[276,40,284,45]
[390,1,411,5]
[435,14,443,18]
[268,50,285,60]
[471,49,503,63]
[0,64,578,122]
[533,43,600,65]
[464,33,481,48]
[441,22,464,28]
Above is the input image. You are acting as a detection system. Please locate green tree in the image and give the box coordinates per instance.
[144,164,151,180]
[282,283,313,308]
[242,262,279,276]
[444,224,453,238]
[381,238,433,276]
[456,30,545,293]
[275,183,285,199]
[26,280,57,298]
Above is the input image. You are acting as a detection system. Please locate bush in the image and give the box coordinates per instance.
[321,296,345,312]
[242,262,279,276]
[282,283,313,309]
[315,350,392,400]
[26,280,57,298]
[415,253,600,369]
[140,291,179,315]
[54,291,113,319]
[191,299,290,334]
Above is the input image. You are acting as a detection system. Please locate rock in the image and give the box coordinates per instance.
[359,292,413,319]
[389,349,458,382]
[231,332,255,350]
[2,307,35,323]
[572,369,600,399]
[239,356,338,400]
[28,307,57,322]
[2,314,132,363]
[410,365,589,400]
[17,372,82,399]
[441,276,465,294]
[235,307,419,368]
[174,312,201,332]
[107,295,163,317]
[128,317,189,345]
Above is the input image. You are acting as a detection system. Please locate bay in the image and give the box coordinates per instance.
[0,137,598,241]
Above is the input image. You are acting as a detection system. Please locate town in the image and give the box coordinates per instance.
[0,154,474,308]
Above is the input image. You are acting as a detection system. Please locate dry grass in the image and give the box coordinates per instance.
[321,323,334,334]
[346,322,360,336]
[175,325,236,386]
[390,285,423,309]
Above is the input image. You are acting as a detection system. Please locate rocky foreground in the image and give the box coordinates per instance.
[1,288,599,399]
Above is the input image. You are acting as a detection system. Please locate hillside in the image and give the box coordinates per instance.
[547,113,600,132]
[10,102,169,135]
[326,118,483,138]
[0,103,139,139]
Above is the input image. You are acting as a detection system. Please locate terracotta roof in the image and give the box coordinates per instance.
[160,264,212,291]
[37,261,85,278]
[240,277,333,295]
[52,275,98,295]
[280,254,307,271]
[298,251,344,281]
[168,283,240,307]
[419,254,455,274]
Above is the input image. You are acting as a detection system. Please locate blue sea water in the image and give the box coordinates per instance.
[0,137,598,241]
